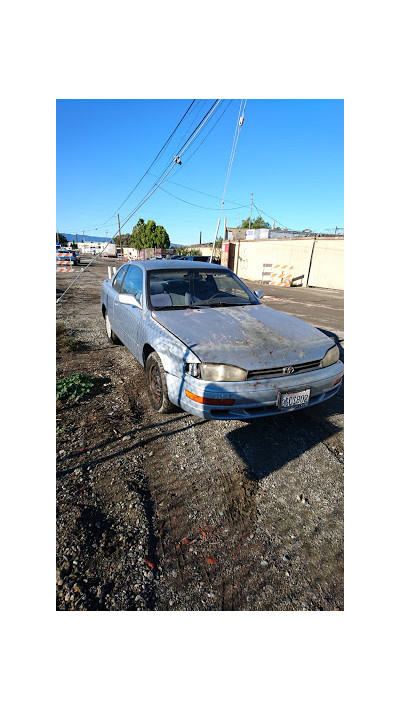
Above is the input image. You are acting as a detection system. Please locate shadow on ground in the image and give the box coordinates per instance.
[226,390,343,481]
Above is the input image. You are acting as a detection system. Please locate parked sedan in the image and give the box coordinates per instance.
[100,261,343,420]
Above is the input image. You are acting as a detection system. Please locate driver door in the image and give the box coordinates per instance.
[115,265,144,358]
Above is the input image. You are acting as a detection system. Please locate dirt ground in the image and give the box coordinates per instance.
[56,257,344,611]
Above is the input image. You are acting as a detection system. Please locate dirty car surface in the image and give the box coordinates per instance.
[100,260,343,419]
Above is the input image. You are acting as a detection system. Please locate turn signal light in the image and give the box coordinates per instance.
[334,377,343,386]
[185,390,235,406]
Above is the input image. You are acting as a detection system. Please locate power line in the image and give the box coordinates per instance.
[176,99,233,170]
[149,173,247,207]
[252,201,290,230]
[116,100,224,228]
[145,100,206,183]
[211,100,247,258]
[79,99,196,232]
[57,100,225,303]
[158,185,247,211]
[73,100,230,236]
[164,100,206,161]
[115,101,225,229]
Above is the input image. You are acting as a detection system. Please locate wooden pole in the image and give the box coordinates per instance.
[118,214,122,255]
[249,193,253,230]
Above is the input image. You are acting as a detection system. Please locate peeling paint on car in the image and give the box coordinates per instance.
[101,260,343,420]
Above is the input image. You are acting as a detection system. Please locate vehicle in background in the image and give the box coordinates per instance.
[100,259,343,420]
[56,251,79,266]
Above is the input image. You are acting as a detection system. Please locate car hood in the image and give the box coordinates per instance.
[152,304,333,370]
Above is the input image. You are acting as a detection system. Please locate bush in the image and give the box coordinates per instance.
[56,374,100,401]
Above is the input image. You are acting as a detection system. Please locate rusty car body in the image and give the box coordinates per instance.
[100,260,343,419]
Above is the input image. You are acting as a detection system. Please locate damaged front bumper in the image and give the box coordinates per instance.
[165,361,344,420]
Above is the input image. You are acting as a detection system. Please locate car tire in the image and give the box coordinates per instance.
[104,310,120,344]
[145,352,176,414]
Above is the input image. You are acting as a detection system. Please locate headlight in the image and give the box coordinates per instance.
[200,363,247,382]
[186,362,247,381]
[320,345,339,368]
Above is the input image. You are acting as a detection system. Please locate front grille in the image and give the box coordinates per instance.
[247,359,322,380]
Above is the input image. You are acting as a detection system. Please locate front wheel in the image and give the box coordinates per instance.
[145,352,176,413]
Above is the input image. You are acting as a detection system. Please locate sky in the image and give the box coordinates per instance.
[56,99,343,245]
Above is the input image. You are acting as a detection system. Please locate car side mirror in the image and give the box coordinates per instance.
[119,293,141,307]
[254,289,264,300]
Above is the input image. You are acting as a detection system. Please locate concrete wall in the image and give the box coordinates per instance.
[308,240,344,289]
[232,238,344,290]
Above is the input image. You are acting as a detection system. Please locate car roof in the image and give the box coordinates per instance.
[131,259,227,272]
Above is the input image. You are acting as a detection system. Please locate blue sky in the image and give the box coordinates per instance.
[56,99,343,244]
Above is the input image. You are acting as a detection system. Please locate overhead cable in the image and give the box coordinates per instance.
[57,100,224,304]
[252,201,290,230]
[158,185,247,211]
[78,99,196,232]
[152,174,247,207]
[211,100,248,259]
[170,99,233,172]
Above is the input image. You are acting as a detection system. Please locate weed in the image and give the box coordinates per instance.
[56,373,103,402]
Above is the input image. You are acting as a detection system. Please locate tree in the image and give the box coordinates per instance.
[174,246,202,256]
[113,233,131,248]
[240,216,270,229]
[70,241,78,250]
[130,218,170,250]
[57,232,68,247]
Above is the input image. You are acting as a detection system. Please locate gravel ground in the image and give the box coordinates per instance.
[56,258,344,611]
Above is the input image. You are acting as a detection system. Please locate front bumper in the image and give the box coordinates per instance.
[165,361,344,420]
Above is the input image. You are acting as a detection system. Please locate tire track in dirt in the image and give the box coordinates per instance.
[132,395,263,610]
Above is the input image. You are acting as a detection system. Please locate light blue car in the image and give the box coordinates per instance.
[101,260,343,420]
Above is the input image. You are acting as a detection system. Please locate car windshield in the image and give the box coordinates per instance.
[148,269,259,309]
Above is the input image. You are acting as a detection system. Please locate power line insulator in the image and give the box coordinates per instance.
[174,156,182,165]
[239,116,244,126]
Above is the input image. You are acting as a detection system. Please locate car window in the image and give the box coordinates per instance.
[112,265,128,293]
[148,269,258,309]
[120,265,143,304]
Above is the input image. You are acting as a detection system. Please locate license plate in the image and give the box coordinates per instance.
[278,388,311,409]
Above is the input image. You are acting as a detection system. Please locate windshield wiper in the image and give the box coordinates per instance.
[152,304,204,311]
[205,301,248,307]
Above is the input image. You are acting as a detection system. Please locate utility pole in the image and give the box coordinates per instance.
[249,193,253,230]
[118,214,122,254]
[223,216,227,240]
[82,230,85,243]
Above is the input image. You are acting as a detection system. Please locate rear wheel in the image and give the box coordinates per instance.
[145,352,176,413]
[104,311,120,344]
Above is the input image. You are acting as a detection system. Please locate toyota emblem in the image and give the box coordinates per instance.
[283,366,295,374]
